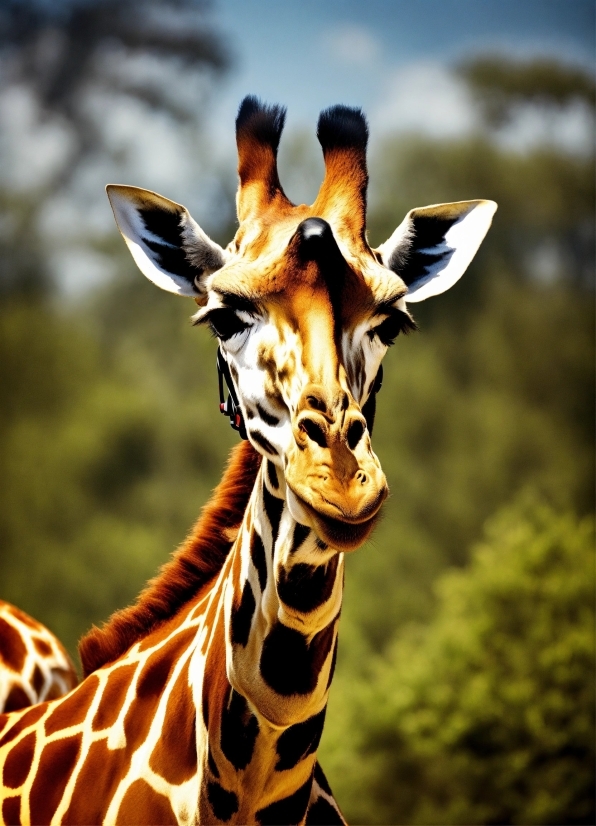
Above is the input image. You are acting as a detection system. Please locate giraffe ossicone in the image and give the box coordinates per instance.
[0,96,496,825]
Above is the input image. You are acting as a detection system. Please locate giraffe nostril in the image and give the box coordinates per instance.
[306,395,327,413]
[299,418,327,448]
[347,419,365,450]
[356,470,367,485]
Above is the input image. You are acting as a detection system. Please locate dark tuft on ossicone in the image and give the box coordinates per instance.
[317,105,368,154]
[236,95,286,154]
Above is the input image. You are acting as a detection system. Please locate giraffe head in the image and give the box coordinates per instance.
[107,97,496,552]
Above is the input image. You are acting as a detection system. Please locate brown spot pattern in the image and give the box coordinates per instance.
[123,627,196,757]
[2,731,36,789]
[0,618,26,673]
[33,638,52,657]
[0,704,45,748]
[91,663,136,731]
[7,606,41,630]
[3,687,30,713]
[62,738,128,824]
[201,610,229,735]
[29,734,82,824]
[2,796,21,825]
[45,674,98,735]
[117,779,178,825]
[32,665,45,695]
[149,658,196,784]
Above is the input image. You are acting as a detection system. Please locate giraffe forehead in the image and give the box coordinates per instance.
[219,199,406,314]
[211,237,390,335]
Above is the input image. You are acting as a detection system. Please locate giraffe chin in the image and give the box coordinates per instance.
[309,507,381,552]
[287,488,385,552]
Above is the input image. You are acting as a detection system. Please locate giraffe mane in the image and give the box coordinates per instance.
[78,440,261,677]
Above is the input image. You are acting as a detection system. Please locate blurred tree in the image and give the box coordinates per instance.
[0,279,236,655]
[457,55,595,128]
[0,0,228,171]
[0,189,44,295]
[372,56,595,294]
[0,0,233,650]
[339,280,594,654]
[369,136,594,295]
[348,70,595,652]
[0,0,230,295]
[323,495,595,825]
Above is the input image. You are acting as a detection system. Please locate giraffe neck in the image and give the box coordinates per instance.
[197,457,344,823]
[0,457,345,825]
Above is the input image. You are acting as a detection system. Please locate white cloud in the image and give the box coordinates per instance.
[369,60,595,155]
[370,62,477,140]
[324,24,381,68]
[0,86,74,191]
[496,99,594,155]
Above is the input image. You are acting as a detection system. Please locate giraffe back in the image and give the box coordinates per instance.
[0,601,77,714]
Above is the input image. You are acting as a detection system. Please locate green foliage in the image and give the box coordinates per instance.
[322,496,595,824]
[0,278,236,657]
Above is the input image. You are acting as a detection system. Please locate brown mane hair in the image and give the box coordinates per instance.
[79,441,261,677]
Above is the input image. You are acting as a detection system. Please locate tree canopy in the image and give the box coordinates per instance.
[457,54,595,127]
[0,0,229,295]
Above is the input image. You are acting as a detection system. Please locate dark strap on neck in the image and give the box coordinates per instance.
[217,348,248,440]
[362,364,383,436]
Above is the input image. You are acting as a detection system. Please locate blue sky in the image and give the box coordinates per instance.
[208,0,595,144]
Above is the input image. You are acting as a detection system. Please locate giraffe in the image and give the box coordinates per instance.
[0,96,496,825]
[0,601,77,714]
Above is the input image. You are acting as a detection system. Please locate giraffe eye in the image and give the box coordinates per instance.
[369,310,417,347]
[207,309,249,341]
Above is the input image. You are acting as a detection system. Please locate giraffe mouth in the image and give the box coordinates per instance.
[288,488,386,552]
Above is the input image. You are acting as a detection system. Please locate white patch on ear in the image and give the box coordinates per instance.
[106,184,227,297]
[376,199,497,303]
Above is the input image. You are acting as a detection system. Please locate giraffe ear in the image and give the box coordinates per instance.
[106,185,227,297]
[375,200,497,303]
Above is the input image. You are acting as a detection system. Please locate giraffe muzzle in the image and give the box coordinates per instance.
[286,400,388,551]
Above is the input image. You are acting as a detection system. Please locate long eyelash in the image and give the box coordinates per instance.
[398,312,418,334]
[369,310,418,346]
[206,320,221,339]
[192,309,232,330]
[200,309,249,341]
